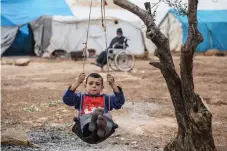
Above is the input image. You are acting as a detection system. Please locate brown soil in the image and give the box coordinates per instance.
[1,55,227,151]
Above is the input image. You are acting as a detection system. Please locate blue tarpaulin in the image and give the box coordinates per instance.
[169,9,227,52]
[1,0,73,55]
[1,0,73,26]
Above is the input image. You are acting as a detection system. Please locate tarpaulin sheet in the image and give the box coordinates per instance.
[169,9,227,52]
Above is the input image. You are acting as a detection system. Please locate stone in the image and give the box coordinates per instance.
[120,137,124,141]
[15,58,30,66]
[131,141,137,144]
[37,117,48,123]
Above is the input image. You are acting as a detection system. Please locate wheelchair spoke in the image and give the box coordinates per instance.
[114,50,135,72]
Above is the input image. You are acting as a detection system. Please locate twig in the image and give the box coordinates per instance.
[151,0,162,9]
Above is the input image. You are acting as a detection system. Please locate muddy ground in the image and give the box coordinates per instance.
[1,55,227,151]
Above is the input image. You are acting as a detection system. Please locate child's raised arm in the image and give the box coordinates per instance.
[62,73,85,108]
[107,74,125,110]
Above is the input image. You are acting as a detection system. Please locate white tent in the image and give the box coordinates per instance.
[31,15,146,57]
[134,0,227,54]
[31,0,227,57]
[159,11,183,52]
[65,1,148,55]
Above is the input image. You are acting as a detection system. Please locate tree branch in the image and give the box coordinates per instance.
[113,0,176,71]
[114,1,216,150]
[150,60,188,136]
[183,0,203,54]
[163,0,188,16]
[149,61,164,70]
[113,0,167,49]
[113,0,187,133]
[180,0,203,109]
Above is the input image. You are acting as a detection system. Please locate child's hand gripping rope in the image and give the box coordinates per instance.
[107,74,120,93]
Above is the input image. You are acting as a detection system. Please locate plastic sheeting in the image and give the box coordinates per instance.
[1,26,19,55]
[1,0,73,56]
[30,16,53,56]
[1,0,73,26]
[42,16,145,56]
[169,9,227,52]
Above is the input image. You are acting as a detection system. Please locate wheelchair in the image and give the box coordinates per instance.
[107,39,135,72]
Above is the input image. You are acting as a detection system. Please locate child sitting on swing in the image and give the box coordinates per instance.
[63,73,125,141]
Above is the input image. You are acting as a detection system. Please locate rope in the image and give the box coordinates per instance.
[79,94,83,117]
[82,0,93,73]
[81,0,108,72]
[101,0,109,72]
[101,0,104,28]
[108,96,111,112]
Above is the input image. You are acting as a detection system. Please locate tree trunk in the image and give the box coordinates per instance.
[113,0,217,150]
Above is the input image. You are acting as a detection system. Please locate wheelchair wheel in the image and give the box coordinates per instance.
[114,50,135,72]
[108,56,118,71]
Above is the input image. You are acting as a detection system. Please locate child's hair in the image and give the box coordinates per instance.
[85,73,103,85]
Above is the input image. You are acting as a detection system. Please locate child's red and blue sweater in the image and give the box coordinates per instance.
[63,87,125,114]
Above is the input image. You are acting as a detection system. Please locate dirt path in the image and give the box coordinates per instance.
[1,56,227,151]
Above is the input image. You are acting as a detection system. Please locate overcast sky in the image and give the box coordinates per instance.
[66,0,227,24]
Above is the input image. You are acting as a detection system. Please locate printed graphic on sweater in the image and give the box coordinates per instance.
[81,96,105,114]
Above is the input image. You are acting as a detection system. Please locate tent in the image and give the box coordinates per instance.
[157,9,227,52]
[1,0,146,57]
[1,0,73,56]
[33,15,146,57]
[66,1,147,55]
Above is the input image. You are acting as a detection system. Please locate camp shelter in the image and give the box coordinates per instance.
[34,15,146,57]
[157,9,227,52]
[1,0,73,56]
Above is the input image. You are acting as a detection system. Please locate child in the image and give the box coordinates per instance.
[63,73,125,139]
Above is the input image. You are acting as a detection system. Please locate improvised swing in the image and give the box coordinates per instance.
[71,0,119,144]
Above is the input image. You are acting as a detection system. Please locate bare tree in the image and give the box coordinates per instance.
[113,0,217,150]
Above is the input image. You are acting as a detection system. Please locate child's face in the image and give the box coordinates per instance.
[85,77,103,95]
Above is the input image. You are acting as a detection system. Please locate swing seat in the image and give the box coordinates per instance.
[72,117,118,144]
